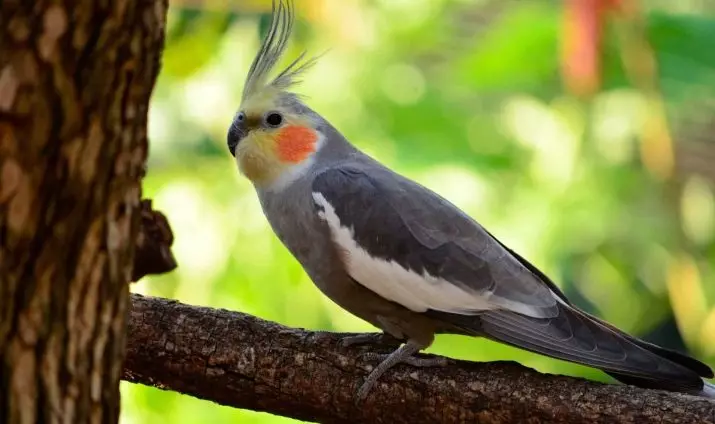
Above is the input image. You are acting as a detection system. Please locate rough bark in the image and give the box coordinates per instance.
[0,1,167,423]
[124,294,715,424]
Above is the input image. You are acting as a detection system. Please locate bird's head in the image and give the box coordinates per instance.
[228,0,324,190]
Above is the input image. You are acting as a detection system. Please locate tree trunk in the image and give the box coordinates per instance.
[0,1,167,422]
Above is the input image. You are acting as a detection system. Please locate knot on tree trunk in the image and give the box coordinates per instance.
[132,198,177,282]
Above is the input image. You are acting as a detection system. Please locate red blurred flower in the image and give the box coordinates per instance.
[561,0,624,96]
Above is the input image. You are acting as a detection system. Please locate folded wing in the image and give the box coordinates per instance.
[312,165,560,319]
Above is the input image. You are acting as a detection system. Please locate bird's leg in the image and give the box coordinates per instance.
[356,339,448,401]
[340,332,402,348]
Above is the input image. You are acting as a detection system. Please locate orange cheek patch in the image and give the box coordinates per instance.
[276,125,318,163]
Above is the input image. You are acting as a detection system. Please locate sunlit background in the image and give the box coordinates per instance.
[120,0,715,422]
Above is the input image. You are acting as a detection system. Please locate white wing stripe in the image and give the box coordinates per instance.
[312,192,499,315]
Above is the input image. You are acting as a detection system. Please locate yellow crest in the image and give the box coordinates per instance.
[241,0,318,106]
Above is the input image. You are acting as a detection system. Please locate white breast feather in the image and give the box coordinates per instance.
[312,192,501,315]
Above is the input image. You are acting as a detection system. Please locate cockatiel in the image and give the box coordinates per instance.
[227,0,715,401]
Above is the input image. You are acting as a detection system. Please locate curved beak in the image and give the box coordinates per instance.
[227,125,247,157]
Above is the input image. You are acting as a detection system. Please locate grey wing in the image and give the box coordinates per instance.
[311,165,560,319]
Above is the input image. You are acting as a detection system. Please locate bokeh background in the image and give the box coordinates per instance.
[120,0,715,422]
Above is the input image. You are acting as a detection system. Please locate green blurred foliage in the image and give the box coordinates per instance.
[121,1,715,423]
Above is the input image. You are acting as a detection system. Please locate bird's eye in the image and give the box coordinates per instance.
[236,112,245,122]
[264,112,283,127]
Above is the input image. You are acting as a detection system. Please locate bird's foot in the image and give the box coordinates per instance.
[340,332,402,348]
[355,340,446,403]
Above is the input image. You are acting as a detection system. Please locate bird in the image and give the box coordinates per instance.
[227,0,715,401]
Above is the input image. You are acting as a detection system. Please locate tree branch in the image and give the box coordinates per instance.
[123,294,715,424]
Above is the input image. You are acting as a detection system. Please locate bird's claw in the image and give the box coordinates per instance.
[354,351,449,404]
[356,379,375,403]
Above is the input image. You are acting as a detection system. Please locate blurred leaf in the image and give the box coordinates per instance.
[601,12,715,106]
[163,10,235,80]
[647,12,715,104]
[667,254,709,352]
[454,2,561,93]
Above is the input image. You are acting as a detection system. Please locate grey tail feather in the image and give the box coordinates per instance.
[427,301,711,395]
[440,228,715,396]
[701,380,715,398]
[478,231,714,394]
